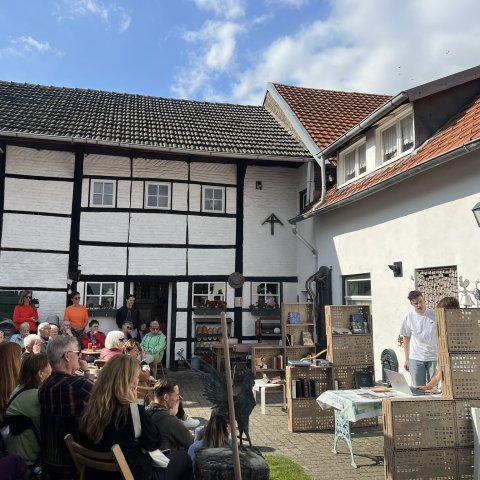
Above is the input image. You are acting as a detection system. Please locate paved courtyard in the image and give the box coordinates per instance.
[170,367,385,480]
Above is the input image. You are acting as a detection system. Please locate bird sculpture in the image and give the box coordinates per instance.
[198,360,256,448]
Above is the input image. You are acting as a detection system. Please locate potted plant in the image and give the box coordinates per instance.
[249,299,280,316]
[194,299,227,315]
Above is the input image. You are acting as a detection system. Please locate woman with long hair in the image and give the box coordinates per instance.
[0,342,22,444]
[187,412,231,465]
[6,353,51,467]
[79,355,192,480]
[13,290,38,332]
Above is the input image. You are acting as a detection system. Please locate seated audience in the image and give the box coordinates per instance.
[187,412,231,470]
[141,320,167,364]
[81,319,106,350]
[37,322,51,353]
[39,335,93,417]
[21,334,42,360]
[0,454,28,480]
[137,321,148,342]
[79,355,193,480]
[13,290,38,332]
[10,323,31,349]
[145,378,193,451]
[121,320,134,341]
[99,330,125,361]
[60,320,75,337]
[0,342,22,445]
[49,324,59,338]
[6,353,51,469]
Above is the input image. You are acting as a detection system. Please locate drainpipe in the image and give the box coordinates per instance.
[292,225,318,302]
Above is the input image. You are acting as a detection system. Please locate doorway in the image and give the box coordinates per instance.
[133,281,169,330]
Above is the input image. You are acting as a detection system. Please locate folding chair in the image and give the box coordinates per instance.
[64,433,133,480]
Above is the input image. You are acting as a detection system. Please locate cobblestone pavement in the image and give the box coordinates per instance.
[169,368,385,480]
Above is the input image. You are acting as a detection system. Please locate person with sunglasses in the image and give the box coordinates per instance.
[99,330,125,361]
[13,290,38,332]
[141,320,167,365]
[64,291,89,338]
[39,335,93,417]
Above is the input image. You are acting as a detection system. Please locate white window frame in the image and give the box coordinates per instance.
[251,282,280,308]
[343,274,371,307]
[338,139,367,185]
[202,186,225,213]
[85,282,116,309]
[379,111,414,164]
[145,181,171,209]
[90,180,116,207]
[192,282,226,307]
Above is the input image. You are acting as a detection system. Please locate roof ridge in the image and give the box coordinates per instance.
[272,82,391,98]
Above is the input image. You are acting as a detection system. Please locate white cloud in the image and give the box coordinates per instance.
[0,36,59,59]
[227,0,480,104]
[55,0,131,33]
[192,0,246,19]
[265,0,309,7]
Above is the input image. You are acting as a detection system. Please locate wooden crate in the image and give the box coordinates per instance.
[325,305,371,337]
[457,447,474,479]
[286,366,334,432]
[285,346,316,362]
[384,448,457,480]
[454,400,480,446]
[282,302,315,325]
[332,365,375,390]
[383,398,456,450]
[439,352,480,399]
[437,308,480,353]
[327,335,374,366]
[251,345,284,376]
[285,323,315,347]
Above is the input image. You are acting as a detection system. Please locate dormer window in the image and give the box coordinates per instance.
[380,113,413,163]
[339,140,366,185]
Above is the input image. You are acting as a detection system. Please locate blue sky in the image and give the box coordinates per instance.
[1,0,480,105]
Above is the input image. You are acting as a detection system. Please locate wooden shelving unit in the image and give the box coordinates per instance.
[282,302,316,362]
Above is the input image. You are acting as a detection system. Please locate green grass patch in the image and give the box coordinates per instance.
[265,454,313,480]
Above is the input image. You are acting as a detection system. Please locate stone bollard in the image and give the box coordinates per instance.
[196,447,269,480]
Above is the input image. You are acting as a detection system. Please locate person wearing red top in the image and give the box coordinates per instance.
[81,319,106,349]
[13,290,38,332]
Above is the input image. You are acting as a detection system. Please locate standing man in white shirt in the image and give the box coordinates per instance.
[399,290,437,386]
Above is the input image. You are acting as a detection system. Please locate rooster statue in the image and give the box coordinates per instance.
[198,360,256,448]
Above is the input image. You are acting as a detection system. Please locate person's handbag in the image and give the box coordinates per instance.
[130,403,170,468]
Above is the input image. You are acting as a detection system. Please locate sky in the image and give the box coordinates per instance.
[1,0,480,105]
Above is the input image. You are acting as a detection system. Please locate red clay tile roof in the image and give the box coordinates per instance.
[302,95,480,216]
[273,83,391,150]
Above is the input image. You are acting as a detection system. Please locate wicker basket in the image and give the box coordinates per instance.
[437,308,480,353]
[383,398,456,450]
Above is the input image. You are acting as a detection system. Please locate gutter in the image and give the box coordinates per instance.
[0,130,310,164]
[290,138,480,222]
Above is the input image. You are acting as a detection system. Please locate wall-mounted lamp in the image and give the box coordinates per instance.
[388,261,403,277]
[472,202,480,227]
[255,181,262,190]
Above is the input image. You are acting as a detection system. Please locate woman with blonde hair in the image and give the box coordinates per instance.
[6,353,51,468]
[13,290,38,332]
[0,342,22,445]
[79,355,192,479]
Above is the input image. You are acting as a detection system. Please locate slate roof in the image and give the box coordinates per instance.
[0,80,310,159]
[273,83,391,150]
[301,94,480,217]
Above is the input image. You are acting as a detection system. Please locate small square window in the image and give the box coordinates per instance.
[145,182,171,209]
[86,282,116,309]
[91,180,115,207]
[202,186,224,213]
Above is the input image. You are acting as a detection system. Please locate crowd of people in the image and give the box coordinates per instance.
[0,290,226,479]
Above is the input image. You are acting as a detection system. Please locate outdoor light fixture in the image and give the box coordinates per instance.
[472,202,480,227]
[388,261,403,277]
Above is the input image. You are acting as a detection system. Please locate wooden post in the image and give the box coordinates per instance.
[221,312,241,480]
[472,406,480,480]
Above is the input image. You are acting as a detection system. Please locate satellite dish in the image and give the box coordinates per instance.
[228,272,245,289]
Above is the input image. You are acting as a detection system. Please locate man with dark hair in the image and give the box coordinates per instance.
[399,290,437,386]
[145,378,194,451]
[115,294,140,332]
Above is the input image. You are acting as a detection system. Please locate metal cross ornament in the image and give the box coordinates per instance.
[262,213,283,235]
